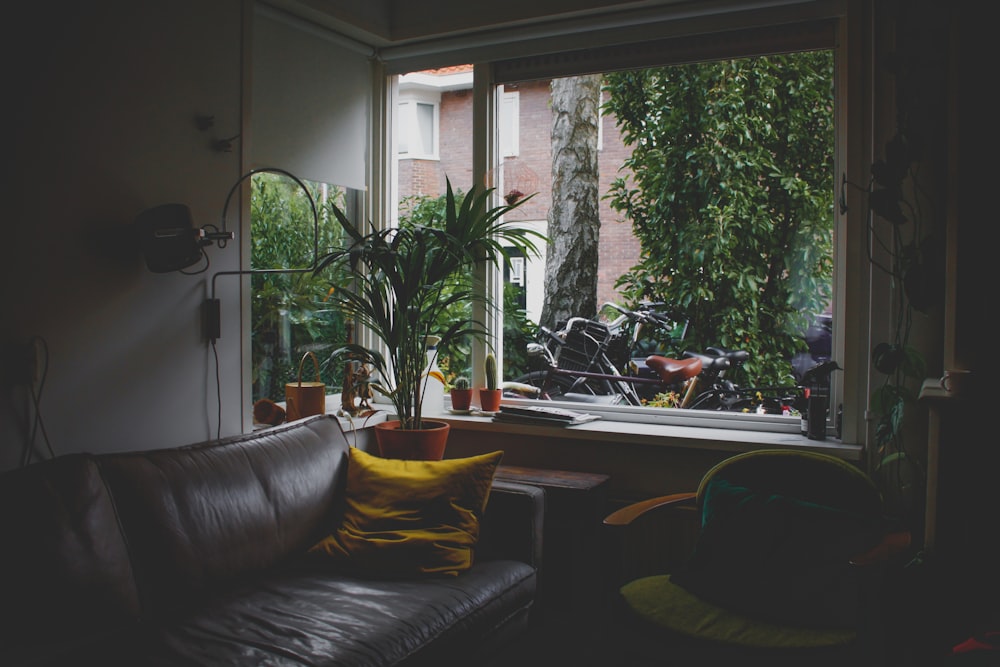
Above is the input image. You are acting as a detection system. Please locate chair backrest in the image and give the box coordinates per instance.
[675,449,885,630]
[695,449,881,520]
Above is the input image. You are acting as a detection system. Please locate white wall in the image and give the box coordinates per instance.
[2,0,246,469]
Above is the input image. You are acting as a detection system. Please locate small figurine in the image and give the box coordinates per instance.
[354,363,375,414]
[340,360,376,416]
[341,361,358,414]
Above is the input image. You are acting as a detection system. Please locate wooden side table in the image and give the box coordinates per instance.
[493,465,611,624]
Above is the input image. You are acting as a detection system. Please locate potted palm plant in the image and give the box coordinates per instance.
[316,179,542,459]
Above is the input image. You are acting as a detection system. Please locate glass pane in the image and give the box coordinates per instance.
[500,53,835,418]
[396,66,474,388]
[416,102,434,155]
[391,53,834,424]
[250,173,352,404]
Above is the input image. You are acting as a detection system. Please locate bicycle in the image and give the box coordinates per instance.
[504,301,697,406]
[669,351,839,415]
[506,303,836,414]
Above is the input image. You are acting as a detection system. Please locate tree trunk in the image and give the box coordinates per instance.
[540,74,602,329]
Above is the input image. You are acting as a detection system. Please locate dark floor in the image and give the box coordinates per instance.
[491,604,914,667]
[493,612,615,667]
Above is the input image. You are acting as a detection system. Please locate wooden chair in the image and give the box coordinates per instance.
[600,449,912,666]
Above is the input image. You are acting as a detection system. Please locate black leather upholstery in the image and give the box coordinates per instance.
[0,415,542,666]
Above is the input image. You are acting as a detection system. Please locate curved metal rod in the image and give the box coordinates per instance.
[210,166,321,302]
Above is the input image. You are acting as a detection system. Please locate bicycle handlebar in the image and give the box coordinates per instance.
[538,325,566,347]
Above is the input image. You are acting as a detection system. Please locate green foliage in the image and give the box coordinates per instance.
[395,194,541,384]
[397,191,475,379]
[316,179,544,429]
[602,53,835,387]
[250,174,351,402]
[501,282,536,378]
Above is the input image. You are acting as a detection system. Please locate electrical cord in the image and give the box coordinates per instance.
[20,335,55,467]
[180,241,212,275]
[212,338,222,441]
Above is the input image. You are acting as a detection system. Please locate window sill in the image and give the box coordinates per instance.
[434,411,863,461]
[316,395,862,462]
[268,395,389,433]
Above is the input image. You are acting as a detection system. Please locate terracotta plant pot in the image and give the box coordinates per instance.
[373,419,450,460]
[450,388,473,411]
[478,388,502,413]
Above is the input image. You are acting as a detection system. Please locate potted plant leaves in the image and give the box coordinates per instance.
[316,179,542,458]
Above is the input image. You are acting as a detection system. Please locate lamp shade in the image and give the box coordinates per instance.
[134,203,202,273]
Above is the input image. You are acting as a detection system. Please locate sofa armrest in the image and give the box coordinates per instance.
[477,480,544,571]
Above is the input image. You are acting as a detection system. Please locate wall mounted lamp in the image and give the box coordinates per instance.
[134,167,321,341]
[134,203,234,273]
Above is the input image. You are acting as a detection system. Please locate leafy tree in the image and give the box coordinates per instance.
[603,52,835,386]
[250,174,349,402]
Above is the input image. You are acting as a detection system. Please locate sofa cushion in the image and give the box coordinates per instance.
[98,415,352,618]
[309,448,504,576]
[0,454,141,664]
[130,558,537,666]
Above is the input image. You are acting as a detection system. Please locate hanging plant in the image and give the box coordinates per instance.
[858,6,948,522]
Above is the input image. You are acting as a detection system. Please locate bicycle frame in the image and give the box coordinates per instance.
[515,303,691,407]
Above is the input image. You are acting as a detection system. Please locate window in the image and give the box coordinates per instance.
[486,53,836,434]
[500,90,519,157]
[398,101,438,158]
[249,173,354,405]
[398,70,454,160]
[246,3,370,430]
[380,7,870,445]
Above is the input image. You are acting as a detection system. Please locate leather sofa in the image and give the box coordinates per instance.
[0,414,543,666]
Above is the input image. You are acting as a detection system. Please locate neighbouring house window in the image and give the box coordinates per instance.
[500,90,519,157]
[398,100,439,159]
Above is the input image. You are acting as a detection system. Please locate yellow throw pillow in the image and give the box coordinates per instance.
[310,448,504,576]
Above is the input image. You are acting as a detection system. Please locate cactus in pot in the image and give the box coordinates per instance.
[450,375,473,411]
[484,353,497,391]
[479,352,501,412]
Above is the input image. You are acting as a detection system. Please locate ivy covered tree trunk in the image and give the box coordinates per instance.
[540,74,602,329]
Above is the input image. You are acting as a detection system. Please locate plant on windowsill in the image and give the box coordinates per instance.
[450,376,473,412]
[478,352,502,413]
[316,178,542,459]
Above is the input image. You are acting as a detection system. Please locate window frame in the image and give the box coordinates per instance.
[374,5,875,448]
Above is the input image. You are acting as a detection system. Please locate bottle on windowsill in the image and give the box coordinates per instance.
[800,388,810,436]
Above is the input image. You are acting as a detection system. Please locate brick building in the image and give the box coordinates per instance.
[397,65,641,323]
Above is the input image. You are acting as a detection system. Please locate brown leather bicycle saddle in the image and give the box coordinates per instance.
[645,355,702,384]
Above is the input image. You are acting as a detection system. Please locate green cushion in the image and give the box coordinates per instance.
[620,575,856,648]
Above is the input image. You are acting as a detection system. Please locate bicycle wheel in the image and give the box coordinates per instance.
[687,388,754,412]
